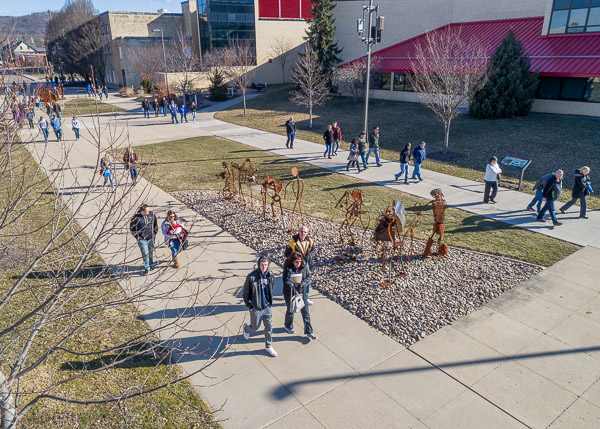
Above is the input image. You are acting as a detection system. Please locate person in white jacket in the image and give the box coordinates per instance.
[161,210,184,243]
[483,156,502,204]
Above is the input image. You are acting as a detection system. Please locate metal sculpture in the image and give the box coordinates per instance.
[261,175,284,220]
[423,188,449,258]
[334,189,370,263]
[34,83,59,104]
[283,167,305,226]
[374,202,405,285]
[216,162,236,200]
[231,158,259,202]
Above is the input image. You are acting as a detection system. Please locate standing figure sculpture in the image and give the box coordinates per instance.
[334,189,370,263]
[216,162,236,200]
[423,188,449,258]
[231,158,259,203]
[283,167,305,226]
[261,175,284,220]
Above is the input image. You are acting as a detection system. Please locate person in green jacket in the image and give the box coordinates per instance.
[358,131,367,169]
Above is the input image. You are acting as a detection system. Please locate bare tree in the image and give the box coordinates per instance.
[167,29,203,105]
[333,55,381,103]
[222,37,256,116]
[0,67,225,427]
[408,26,489,154]
[290,43,332,129]
[128,42,165,97]
[267,37,294,84]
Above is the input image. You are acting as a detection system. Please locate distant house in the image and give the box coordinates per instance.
[4,40,47,67]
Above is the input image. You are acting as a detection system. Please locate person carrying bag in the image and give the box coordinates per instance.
[282,252,317,340]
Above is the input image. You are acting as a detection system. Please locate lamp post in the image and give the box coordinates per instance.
[153,29,169,99]
[357,1,383,134]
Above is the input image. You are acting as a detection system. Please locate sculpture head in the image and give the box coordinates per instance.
[430,188,444,200]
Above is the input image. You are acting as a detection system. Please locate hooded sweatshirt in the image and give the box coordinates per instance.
[242,255,274,311]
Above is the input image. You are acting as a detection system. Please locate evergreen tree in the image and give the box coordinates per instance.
[304,0,342,74]
[470,30,539,119]
[208,68,227,101]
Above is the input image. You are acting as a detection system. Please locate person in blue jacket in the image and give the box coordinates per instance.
[411,141,427,181]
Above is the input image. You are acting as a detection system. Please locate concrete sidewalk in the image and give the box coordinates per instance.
[34,92,600,428]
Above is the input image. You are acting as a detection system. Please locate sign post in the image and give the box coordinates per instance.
[499,156,532,191]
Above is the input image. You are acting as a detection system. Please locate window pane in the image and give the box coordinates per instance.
[588,7,600,25]
[568,8,588,27]
[393,73,405,91]
[536,77,562,99]
[593,0,600,6]
[584,78,600,102]
[586,24,600,31]
[549,10,569,33]
[554,0,571,9]
[382,73,391,90]
[561,77,587,100]
[572,0,589,7]
[567,25,585,32]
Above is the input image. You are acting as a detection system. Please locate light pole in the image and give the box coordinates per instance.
[357,1,383,134]
[153,29,169,99]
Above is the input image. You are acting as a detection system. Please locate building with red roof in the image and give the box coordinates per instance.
[335,0,600,117]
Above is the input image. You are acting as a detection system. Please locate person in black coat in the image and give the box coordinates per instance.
[129,204,159,273]
[560,166,592,219]
[323,125,334,159]
[285,116,296,149]
[395,143,412,183]
[537,169,564,226]
[282,252,317,340]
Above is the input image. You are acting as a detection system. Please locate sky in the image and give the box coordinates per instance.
[2,0,180,16]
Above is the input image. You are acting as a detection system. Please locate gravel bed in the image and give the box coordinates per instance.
[174,190,543,347]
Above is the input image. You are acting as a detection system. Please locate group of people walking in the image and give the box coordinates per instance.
[141,97,197,124]
[242,225,317,357]
[97,147,140,192]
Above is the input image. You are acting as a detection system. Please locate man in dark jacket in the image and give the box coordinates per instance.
[527,172,554,213]
[537,169,564,226]
[284,226,315,305]
[242,255,277,357]
[366,126,382,167]
[130,204,159,274]
[141,99,150,118]
[560,166,592,219]
[358,131,367,169]
[285,116,296,149]
[411,141,427,181]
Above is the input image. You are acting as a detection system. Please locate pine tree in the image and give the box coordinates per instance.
[208,67,227,101]
[470,30,539,119]
[304,0,342,74]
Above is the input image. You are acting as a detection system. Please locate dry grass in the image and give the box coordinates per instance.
[215,86,600,209]
[135,136,579,267]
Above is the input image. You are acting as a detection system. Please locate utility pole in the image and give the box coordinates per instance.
[357,1,384,134]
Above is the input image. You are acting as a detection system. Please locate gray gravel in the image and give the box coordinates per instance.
[175,190,543,347]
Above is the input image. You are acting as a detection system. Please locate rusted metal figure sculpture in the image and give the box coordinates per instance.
[374,202,406,285]
[283,167,305,226]
[231,158,259,202]
[216,162,236,200]
[334,189,370,263]
[261,175,284,220]
[423,188,449,258]
[34,83,59,104]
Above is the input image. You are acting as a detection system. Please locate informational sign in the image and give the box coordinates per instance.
[499,156,531,170]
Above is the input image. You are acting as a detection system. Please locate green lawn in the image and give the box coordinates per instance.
[0,145,218,428]
[62,99,125,117]
[215,86,600,209]
[135,136,579,267]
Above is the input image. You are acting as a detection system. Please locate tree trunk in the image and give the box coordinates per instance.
[0,371,16,429]
[242,92,247,116]
[309,105,313,129]
[443,120,451,155]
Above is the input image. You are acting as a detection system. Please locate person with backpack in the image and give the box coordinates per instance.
[527,172,554,213]
[100,154,115,191]
[332,121,342,156]
[537,169,564,226]
[129,204,158,275]
[395,143,412,184]
[282,252,317,340]
[411,141,427,181]
[285,116,296,149]
[166,215,186,268]
[560,166,593,219]
[242,255,277,357]
[123,146,139,181]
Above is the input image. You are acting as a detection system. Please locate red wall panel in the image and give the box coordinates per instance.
[259,0,280,18]
[258,0,313,19]
[281,0,301,18]
[301,0,313,19]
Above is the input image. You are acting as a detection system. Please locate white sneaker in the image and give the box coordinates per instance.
[242,323,249,340]
[307,333,318,340]
[307,299,314,306]
[265,346,277,357]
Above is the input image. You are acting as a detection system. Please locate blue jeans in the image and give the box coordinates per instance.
[192,111,196,121]
[359,151,367,168]
[334,140,340,154]
[244,306,273,347]
[538,199,558,224]
[324,143,333,157]
[130,168,138,182]
[103,176,114,191]
[283,285,313,335]
[74,128,79,140]
[412,162,422,180]
[395,163,409,182]
[53,128,62,141]
[170,240,181,259]
[143,109,149,118]
[171,112,178,124]
[180,113,187,122]
[41,128,48,141]
[137,239,155,271]
[560,196,587,217]
[366,147,380,165]
[527,188,544,212]
[286,132,295,147]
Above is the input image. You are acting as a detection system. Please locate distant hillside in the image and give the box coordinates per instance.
[0,12,51,46]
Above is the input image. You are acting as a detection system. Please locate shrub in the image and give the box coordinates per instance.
[208,68,228,101]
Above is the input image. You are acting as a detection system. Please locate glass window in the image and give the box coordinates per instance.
[554,0,572,9]
[537,77,562,99]
[560,77,587,100]
[588,7,600,25]
[549,10,569,33]
[572,0,589,7]
[584,78,600,102]
[393,73,405,91]
[593,0,600,6]
[568,8,589,27]
[381,73,391,90]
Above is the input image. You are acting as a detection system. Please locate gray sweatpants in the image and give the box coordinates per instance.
[244,307,273,347]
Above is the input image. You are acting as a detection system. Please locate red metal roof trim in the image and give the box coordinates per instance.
[341,17,600,78]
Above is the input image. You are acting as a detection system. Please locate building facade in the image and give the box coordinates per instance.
[335,0,600,116]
